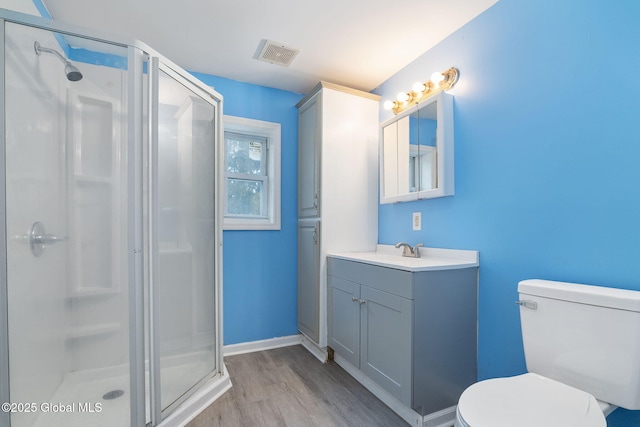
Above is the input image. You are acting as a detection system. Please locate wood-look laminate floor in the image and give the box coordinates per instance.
[187,345,409,427]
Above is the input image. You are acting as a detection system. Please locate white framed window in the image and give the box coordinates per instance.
[223,115,281,230]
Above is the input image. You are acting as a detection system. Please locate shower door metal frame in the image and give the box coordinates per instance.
[0,17,10,427]
[147,56,225,425]
[0,9,225,427]
[128,43,147,427]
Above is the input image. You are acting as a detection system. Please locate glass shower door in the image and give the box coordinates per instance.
[3,22,131,427]
[149,61,218,422]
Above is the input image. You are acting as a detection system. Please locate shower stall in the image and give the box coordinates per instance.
[0,10,227,427]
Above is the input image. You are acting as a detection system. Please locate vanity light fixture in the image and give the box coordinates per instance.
[383,67,459,115]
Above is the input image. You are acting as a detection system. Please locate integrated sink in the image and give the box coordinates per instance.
[329,244,478,272]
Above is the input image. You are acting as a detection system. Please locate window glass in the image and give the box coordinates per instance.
[224,131,268,218]
[225,132,266,175]
[223,115,281,230]
[227,178,264,217]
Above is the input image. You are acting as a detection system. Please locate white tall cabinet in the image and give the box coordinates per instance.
[297,82,380,352]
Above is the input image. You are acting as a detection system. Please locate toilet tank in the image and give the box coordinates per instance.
[518,279,640,410]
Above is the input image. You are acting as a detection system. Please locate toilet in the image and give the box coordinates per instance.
[455,279,640,427]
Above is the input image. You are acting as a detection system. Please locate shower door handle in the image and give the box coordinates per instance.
[27,221,67,257]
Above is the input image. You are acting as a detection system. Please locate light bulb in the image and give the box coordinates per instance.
[396,92,409,103]
[412,82,426,94]
[430,71,445,86]
[383,100,395,110]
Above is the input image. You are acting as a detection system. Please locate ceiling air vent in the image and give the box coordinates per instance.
[256,40,299,67]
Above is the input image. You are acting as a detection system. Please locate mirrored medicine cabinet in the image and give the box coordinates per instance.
[380,91,454,204]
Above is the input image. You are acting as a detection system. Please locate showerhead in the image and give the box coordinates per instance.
[64,62,83,82]
[34,41,83,82]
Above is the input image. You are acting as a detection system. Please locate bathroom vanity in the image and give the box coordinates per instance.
[327,245,478,426]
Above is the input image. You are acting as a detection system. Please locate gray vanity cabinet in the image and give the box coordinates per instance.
[327,256,477,416]
[328,257,413,404]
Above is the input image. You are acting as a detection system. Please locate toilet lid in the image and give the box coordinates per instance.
[457,373,606,427]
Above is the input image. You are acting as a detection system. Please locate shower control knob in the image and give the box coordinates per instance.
[27,221,67,257]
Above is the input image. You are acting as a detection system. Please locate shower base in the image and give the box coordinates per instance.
[23,352,217,427]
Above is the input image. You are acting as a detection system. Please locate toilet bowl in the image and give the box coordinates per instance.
[454,373,606,427]
[454,279,640,427]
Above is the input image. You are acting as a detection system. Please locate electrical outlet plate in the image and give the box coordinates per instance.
[413,212,421,231]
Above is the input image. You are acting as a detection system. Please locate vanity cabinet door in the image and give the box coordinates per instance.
[298,221,320,342]
[328,276,360,367]
[360,285,413,406]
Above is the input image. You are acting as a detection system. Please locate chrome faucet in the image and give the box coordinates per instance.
[395,242,412,257]
[395,242,424,258]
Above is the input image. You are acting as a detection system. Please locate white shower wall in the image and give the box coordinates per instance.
[5,22,68,420]
[63,59,129,374]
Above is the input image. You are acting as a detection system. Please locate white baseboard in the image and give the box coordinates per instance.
[423,407,456,427]
[300,333,328,363]
[334,353,456,427]
[223,334,328,363]
[223,334,303,356]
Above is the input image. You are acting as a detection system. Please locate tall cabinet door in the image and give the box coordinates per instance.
[298,221,320,342]
[360,286,413,406]
[298,94,320,218]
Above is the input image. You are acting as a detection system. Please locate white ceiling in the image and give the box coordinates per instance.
[42,0,498,95]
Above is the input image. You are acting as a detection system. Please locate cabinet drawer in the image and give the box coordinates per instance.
[328,257,413,299]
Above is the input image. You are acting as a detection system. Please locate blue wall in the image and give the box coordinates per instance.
[190,72,303,345]
[373,0,640,423]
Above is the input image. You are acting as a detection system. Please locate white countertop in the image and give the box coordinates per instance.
[329,244,479,272]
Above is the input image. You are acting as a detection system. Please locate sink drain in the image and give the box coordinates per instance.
[102,389,125,400]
